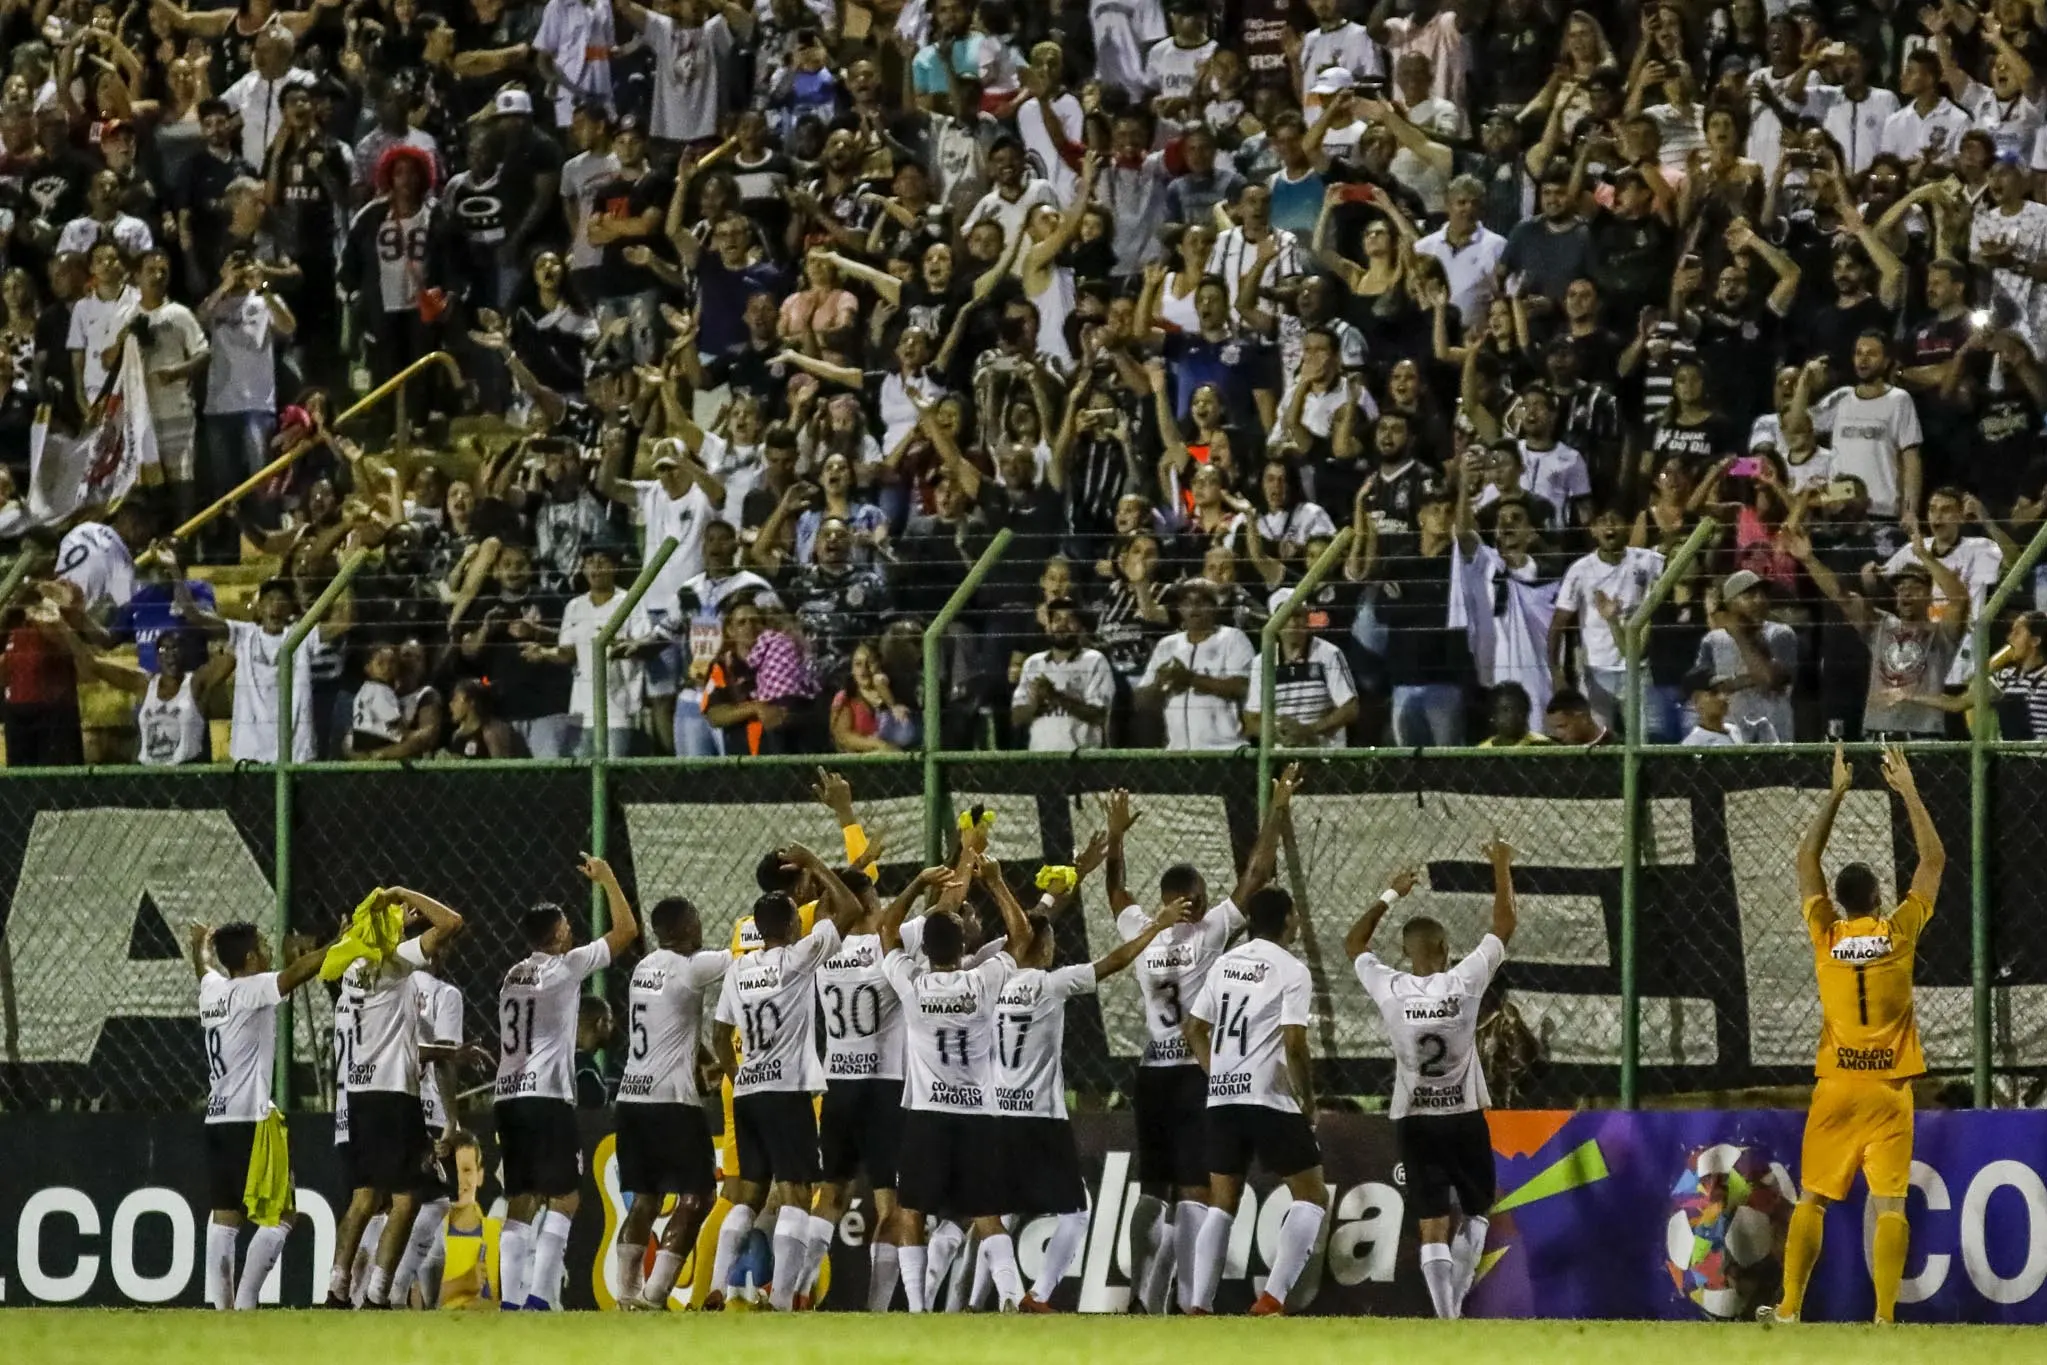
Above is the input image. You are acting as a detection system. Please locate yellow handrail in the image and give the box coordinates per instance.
[172,350,461,542]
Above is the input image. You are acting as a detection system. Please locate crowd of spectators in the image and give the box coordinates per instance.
[5,0,2047,765]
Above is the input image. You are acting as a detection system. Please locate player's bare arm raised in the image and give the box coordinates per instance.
[1484,839,1518,945]
[1234,763,1303,905]
[1093,898,1191,980]
[1883,745,1944,906]
[577,853,640,957]
[385,885,465,956]
[1796,744,1854,928]
[1342,866,1420,960]
[782,842,864,935]
[1102,788,1140,914]
[977,856,1035,958]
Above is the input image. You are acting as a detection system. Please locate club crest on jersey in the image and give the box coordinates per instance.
[630,965,669,991]
[1403,999,1462,1022]
[1147,943,1199,969]
[738,963,785,992]
[1832,934,1893,963]
[505,961,544,988]
[1221,960,1269,984]
[998,981,1042,1008]
[825,944,880,970]
[920,992,978,1016]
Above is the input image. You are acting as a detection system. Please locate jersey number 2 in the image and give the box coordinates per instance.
[1416,1032,1449,1078]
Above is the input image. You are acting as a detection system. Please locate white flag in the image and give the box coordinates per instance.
[28,334,159,526]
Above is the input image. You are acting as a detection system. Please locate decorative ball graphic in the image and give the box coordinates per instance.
[1665,1141,1795,1320]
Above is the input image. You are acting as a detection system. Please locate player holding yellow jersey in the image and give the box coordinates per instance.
[1769,744,1943,1327]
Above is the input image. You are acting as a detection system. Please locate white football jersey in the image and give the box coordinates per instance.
[200,971,283,1123]
[415,973,464,1134]
[1191,939,1314,1113]
[815,932,907,1083]
[1353,934,1506,1119]
[882,949,1015,1113]
[1118,899,1244,1067]
[619,948,732,1106]
[495,941,612,1103]
[343,938,430,1095]
[333,987,356,1144]
[992,964,1096,1119]
[715,920,840,1095]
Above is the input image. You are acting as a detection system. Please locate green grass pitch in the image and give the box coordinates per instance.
[4,1312,2044,1365]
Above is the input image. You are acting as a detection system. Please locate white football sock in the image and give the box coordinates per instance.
[613,1242,645,1304]
[1264,1201,1325,1308]
[970,1238,994,1309]
[769,1205,809,1310]
[982,1232,1024,1308]
[944,1229,973,1312]
[800,1213,835,1295]
[868,1242,901,1312]
[1421,1241,1459,1319]
[1190,1204,1233,1312]
[642,1249,684,1307]
[235,1223,287,1310]
[326,1239,352,1302]
[1127,1195,1165,1298]
[392,1201,446,1306]
[527,1210,573,1308]
[1031,1211,1088,1305]
[1452,1216,1489,1309]
[206,1222,237,1311]
[366,1264,393,1307]
[351,1214,385,1305]
[924,1220,965,1304]
[1138,1215,1177,1316]
[1172,1201,1205,1314]
[497,1219,533,1308]
[709,1204,756,1302]
[900,1245,929,1312]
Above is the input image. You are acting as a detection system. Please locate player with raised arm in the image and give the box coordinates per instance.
[389,935,480,1309]
[995,857,1188,1313]
[1766,744,1943,1327]
[494,856,640,1312]
[1183,884,1322,1318]
[192,921,328,1311]
[710,845,865,1312]
[614,896,733,1310]
[1111,766,1301,1316]
[1349,841,1518,1319]
[328,887,465,1309]
[881,847,1033,1313]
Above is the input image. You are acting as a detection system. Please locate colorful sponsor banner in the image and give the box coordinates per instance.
[5,1109,2046,1321]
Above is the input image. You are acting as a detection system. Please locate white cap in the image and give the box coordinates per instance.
[1311,67,1357,96]
[494,88,534,116]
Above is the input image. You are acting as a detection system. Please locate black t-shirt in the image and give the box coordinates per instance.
[265,135,348,259]
[1372,535,1471,684]
[1587,208,1676,319]
[1648,410,1744,478]
[175,147,252,237]
[1970,383,2043,511]
[446,168,512,256]
[1801,295,1894,380]
[465,590,573,721]
[1693,306,1785,426]
[1364,459,1435,535]
[587,168,671,296]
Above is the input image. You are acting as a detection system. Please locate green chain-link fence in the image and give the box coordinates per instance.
[5,742,2042,1117]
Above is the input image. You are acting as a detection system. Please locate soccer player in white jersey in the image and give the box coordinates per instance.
[191,920,327,1311]
[1349,839,1518,1319]
[1109,766,1300,1315]
[1183,886,1324,1317]
[880,850,1033,1313]
[999,886,1190,1312]
[494,855,640,1311]
[710,844,865,1312]
[389,949,473,1308]
[614,896,732,1310]
[328,887,466,1309]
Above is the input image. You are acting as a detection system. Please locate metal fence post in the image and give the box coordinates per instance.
[1617,517,1717,1108]
[920,529,1013,861]
[590,536,677,995]
[276,548,369,1105]
[1970,520,2047,1105]
[1257,529,1355,819]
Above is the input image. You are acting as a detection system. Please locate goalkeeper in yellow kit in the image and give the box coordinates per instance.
[1768,744,1943,1327]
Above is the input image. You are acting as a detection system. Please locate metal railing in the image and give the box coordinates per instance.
[1257,528,1355,817]
[921,528,1012,860]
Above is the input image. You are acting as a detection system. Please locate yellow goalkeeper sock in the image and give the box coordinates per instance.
[691,1196,733,1306]
[1778,1200,1825,1320]
[1871,1211,1909,1323]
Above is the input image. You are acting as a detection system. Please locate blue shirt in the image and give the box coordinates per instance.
[111,580,215,674]
[1164,331,1265,433]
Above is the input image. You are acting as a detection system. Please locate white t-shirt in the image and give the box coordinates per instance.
[631,471,716,602]
[1881,533,2003,683]
[964,178,1060,250]
[619,947,732,1106]
[816,931,907,1083]
[534,0,617,125]
[1139,627,1256,750]
[558,591,654,727]
[1243,635,1357,748]
[641,12,731,143]
[563,150,622,271]
[881,946,1015,1113]
[139,301,207,422]
[1190,938,1313,1113]
[1298,23,1385,110]
[1810,384,1922,518]
[1353,932,1505,1119]
[1806,84,1900,173]
[56,520,135,611]
[1118,897,1244,1067]
[200,969,282,1122]
[1520,441,1591,521]
[716,918,839,1095]
[204,292,278,415]
[1013,648,1114,750]
[1681,725,1738,746]
[495,940,611,1104]
[350,680,404,745]
[993,963,1096,1119]
[1144,37,1216,101]
[66,286,141,401]
[227,619,317,763]
[1017,93,1085,204]
[222,66,315,168]
[1414,226,1507,324]
[375,207,430,313]
[342,937,429,1095]
[1556,547,1666,670]
[415,972,463,1133]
